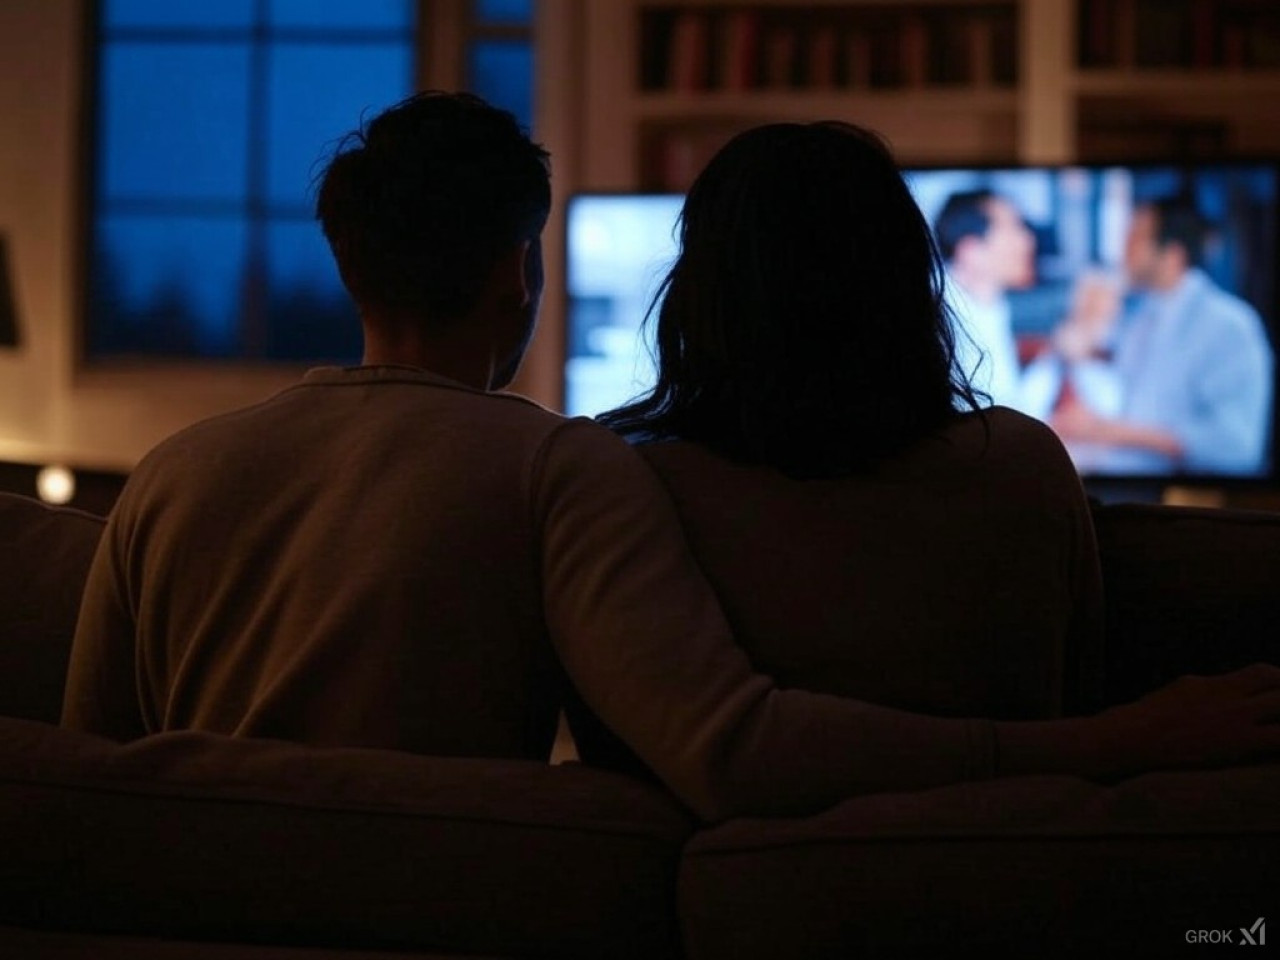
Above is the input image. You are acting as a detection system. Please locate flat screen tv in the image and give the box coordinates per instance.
[565,162,1278,487]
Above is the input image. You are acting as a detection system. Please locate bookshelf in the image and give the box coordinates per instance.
[574,0,1280,192]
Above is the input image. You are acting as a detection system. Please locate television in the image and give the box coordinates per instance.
[565,162,1279,488]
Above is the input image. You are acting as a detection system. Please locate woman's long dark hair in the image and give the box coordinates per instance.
[598,121,981,478]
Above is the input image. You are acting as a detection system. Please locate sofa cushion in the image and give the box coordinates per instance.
[0,493,104,722]
[0,926,477,960]
[1092,502,1280,705]
[679,765,1279,959]
[0,718,693,959]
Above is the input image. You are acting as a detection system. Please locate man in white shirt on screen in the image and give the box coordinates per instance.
[934,188,1052,418]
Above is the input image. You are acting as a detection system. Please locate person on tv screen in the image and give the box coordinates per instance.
[933,188,1048,417]
[1047,195,1274,476]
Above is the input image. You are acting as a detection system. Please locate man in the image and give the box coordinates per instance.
[1050,196,1274,476]
[934,188,1048,416]
[61,95,1280,822]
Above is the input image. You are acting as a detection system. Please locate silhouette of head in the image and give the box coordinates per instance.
[316,92,551,333]
[600,121,976,478]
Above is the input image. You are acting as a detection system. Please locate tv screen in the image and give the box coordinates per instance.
[565,163,1278,483]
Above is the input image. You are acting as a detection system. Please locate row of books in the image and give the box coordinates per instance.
[1078,0,1280,70]
[639,5,1019,94]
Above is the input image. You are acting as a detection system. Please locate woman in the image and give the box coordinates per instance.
[599,121,1101,724]
[568,121,1280,803]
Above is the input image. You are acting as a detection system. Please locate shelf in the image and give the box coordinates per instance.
[632,88,1019,119]
[632,0,1006,8]
[1071,68,1280,97]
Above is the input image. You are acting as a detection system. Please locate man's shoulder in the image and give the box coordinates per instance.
[1188,271,1264,329]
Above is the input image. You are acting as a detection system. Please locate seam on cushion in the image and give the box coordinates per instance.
[682,827,1280,857]
[0,775,693,840]
[1096,506,1280,531]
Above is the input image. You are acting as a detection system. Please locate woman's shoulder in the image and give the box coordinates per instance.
[934,406,1084,497]
[941,406,1072,457]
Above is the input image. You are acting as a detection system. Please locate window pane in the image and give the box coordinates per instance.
[266,222,361,362]
[99,43,250,203]
[470,41,534,130]
[104,0,255,29]
[267,43,414,210]
[268,0,415,31]
[475,0,533,24]
[89,216,247,358]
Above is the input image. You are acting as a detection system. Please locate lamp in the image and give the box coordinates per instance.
[0,234,19,348]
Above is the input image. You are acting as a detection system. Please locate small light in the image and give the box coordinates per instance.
[36,465,76,505]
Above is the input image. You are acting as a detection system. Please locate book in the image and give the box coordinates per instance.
[1134,0,1191,69]
[968,10,995,87]
[990,6,1018,86]
[900,10,929,89]
[719,9,761,91]
[809,22,840,89]
[1114,0,1137,68]
[844,24,872,89]
[1080,0,1115,67]
[669,10,709,92]
[867,13,902,88]
[762,23,799,89]
[928,9,972,86]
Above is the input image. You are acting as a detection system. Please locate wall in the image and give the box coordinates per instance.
[0,1,300,471]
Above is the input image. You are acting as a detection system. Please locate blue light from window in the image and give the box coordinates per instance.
[267,43,414,210]
[93,216,247,357]
[475,0,533,24]
[268,0,415,31]
[100,43,251,203]
[104,0,255,29]
[470,40,534,131]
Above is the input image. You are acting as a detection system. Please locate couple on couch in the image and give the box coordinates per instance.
[60,92,1280,823]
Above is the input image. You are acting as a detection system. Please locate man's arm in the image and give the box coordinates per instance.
[60,509,148,740]
[531,419,996,821]
[530,420,1280,822]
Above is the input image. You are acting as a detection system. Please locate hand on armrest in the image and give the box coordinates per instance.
[997,663,1280,781]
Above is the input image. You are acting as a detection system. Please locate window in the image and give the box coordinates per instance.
[84,0,535,365]
[469,0,535,132]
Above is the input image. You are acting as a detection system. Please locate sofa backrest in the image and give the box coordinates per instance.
[0,493,104,722]
[1090,501,1280,706]
[0,717,693,959]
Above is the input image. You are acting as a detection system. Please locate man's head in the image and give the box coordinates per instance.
[934,189,1035,296]
[316,92,551,386]
[1124,196,1207,291]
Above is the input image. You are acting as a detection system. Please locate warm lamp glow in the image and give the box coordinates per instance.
[36,465,76,505]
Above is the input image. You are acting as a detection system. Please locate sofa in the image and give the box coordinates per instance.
[1,490,1277,958]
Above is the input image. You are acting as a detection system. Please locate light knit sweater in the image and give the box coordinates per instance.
[64,365,999,821]
[636,408,1104,722]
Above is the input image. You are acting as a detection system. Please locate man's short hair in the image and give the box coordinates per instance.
[316,91,551,323]
[933,189,996,261]
[1147,194,1210,267]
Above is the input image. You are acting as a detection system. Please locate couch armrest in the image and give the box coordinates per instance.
[0,494,104,722]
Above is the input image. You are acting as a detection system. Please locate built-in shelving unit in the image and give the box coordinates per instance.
[574,0,1280,191]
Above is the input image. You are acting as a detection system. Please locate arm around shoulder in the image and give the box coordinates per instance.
[530,419,998,821]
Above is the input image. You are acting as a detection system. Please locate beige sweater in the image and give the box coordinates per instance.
[64,366,997,821]
[637,408,1105,722]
